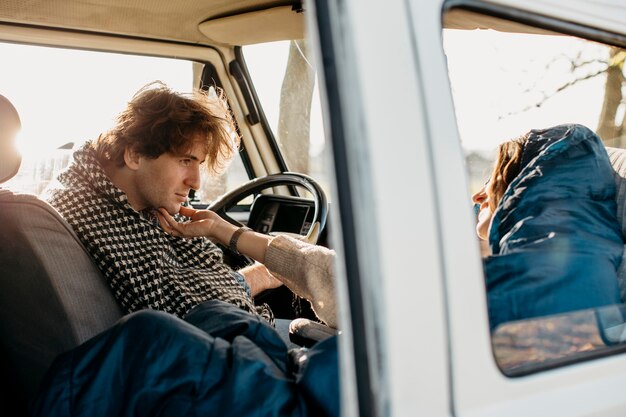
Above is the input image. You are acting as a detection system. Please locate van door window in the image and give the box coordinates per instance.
[444,8,626,376]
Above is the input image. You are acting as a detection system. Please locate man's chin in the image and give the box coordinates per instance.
[162,203,181,216]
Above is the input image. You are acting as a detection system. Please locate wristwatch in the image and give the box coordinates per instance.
[229,226,252,254]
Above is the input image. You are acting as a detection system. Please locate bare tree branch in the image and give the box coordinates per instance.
[499,68,608,119]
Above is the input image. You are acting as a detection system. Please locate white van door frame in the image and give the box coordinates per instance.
[309,0,451,416]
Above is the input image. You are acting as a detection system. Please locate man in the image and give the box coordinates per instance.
[46,81,280,322]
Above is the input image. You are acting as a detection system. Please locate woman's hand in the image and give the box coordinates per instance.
[158,206,275,266]
[155,206,234,241]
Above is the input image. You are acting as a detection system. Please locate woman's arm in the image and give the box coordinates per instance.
[264,234,337,328]
[156,205,277,259]
[156,206,338,328]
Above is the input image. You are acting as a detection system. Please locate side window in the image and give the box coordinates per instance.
[443,9,626,375]
[241,40,330,199]
[0,42,248,203]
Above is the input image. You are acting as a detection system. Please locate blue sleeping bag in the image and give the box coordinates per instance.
[485,124,623,330]
[29,300,339,417]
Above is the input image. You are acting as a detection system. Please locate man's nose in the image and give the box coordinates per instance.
[185,166,201,191]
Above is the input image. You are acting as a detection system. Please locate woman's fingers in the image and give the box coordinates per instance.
[158,207,209,238]
[179,205,198,218]
[156,209,182,236]
[156,207,214,238]
[156,208,174,227]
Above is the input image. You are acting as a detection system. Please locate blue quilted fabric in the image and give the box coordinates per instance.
[30,300,338,417]
[485,124,623,330]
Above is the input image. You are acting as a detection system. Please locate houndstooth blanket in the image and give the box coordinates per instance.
[46,141,273,323]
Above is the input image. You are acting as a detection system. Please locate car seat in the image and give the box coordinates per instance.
[0,95,123,415]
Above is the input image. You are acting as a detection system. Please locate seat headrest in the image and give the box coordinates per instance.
[0,95,22,183]
[606,147,626,239]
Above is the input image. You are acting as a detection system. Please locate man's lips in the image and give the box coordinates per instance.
[174,193,188,202]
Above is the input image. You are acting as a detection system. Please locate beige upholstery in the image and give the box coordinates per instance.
[0,95,21,182]
[0,97,123,410]
[0,192,123,395]
[605,147,626,301]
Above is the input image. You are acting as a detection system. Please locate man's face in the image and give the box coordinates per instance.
[130,139,207,214]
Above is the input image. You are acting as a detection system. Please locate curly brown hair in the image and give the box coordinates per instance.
[487,132,530,211]
[93,81,239,174]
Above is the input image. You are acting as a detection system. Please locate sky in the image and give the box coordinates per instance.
[0,40,322,157]
[0,42,193,156]
[443,29,608,157]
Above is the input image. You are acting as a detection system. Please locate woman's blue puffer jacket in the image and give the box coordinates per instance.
[485,124,623,331]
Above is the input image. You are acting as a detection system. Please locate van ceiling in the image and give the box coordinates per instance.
[444,8,560,36]
[0,0,304,46]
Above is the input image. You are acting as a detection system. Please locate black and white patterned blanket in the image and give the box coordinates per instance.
[46,141,273,323]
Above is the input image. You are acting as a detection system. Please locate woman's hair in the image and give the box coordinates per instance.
[487,132,530,211]
[94,81,239,174]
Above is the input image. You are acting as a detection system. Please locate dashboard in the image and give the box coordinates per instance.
[247,194,316,236]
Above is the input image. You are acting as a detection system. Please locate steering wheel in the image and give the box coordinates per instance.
[208,172,328,267]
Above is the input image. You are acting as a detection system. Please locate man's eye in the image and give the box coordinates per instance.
[180,159,191,166]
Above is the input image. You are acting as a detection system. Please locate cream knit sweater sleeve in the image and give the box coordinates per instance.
[265,235,338,329]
